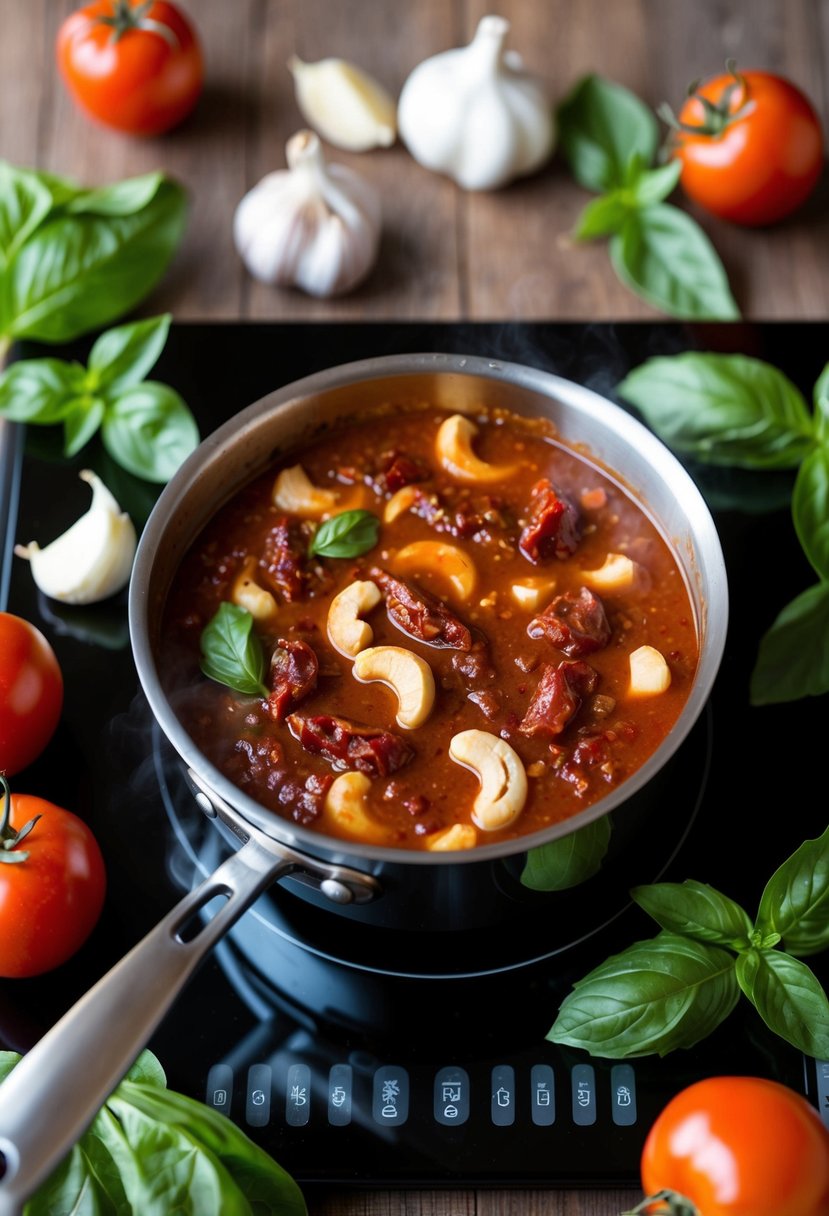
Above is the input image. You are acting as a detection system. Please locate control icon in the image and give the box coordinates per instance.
[251,1089,266,1107]
[290,1084,308,1106]
[434,1067,470,1126]
[381,1078,401,1119]
[331,1086,347,1108]
[530,1065,555,1126]
[372,1066,410,1126]
[496,1087,511,1108]
[491,1065,515,1127]
[616,1085,632,1107]
[212,1088,227,1107]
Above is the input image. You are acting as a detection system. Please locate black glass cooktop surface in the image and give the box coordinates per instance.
[1,321,827,1189]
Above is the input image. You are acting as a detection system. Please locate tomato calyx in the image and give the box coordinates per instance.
[658,60,755,139]
[622,1191,699,1216]
[93,0,180,50]
[0,776,41,866]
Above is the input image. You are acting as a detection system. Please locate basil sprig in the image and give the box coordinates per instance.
[557,76,739,321]
[200,602,269,698]
[521,814,612,891]
[548,825,829,1059]
[0,1049,306,1216]
[0,314,199,482]
[618,352,829,704]
[309,508,380,558]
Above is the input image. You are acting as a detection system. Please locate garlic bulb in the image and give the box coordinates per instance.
[289,56,396,151]
[398,15,555,191]
[233,130,381,298]
[14,471,136,605]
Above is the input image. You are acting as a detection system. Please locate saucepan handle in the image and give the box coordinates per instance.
[0,828,291,1216]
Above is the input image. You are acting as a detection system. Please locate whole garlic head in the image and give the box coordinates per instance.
[398,15,555,191]
[14,470,136,605]
[233,130,381,298]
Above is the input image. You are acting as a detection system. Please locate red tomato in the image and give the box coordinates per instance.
[0,613,63,777]
[638,1076,829,1216]
[0,780,106,978]
[670,68,824,225]
[56,0,203,136]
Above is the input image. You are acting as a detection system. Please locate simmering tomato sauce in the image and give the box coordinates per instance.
[161,405,699,851]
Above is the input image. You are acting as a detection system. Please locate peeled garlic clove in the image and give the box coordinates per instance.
[289,55,397,152]
[14,470,136,605]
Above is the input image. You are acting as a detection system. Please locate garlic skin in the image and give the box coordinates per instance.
[14,471,136,605]
[398,15,555,191]
[289,56,396,152]
[233,130,381,298]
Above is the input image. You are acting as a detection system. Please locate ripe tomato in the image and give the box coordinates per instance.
[0,613,63,777]
[669,67,824,225]
[56,0,203,136]
[0,780,106,978]
[637,1076,829,1216]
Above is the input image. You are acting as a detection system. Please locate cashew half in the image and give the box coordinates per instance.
[425,824,478,852]
[448,729,528,831]
[392,540,478,603]
[582,553,644,594]
[353,645,435,729]
[327,579,382,657]
[435,414,517,483]
[629,645,672,695]
[510,576,557,611]
[231,556,277,621]
[273,464,339,518]
[384,485,419,522]
[323,772,390,843]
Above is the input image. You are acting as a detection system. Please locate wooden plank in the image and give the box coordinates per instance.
[307,1193,476,1215]
[0,0,49,168]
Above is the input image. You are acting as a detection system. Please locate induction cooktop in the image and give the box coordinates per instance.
[0,321,827,1189]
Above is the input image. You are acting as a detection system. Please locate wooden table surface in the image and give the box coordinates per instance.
[3,2,827,1214]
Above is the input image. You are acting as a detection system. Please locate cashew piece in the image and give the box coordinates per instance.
[510,576,557,611]
[353,645,435,729]
[435,414,517,483]
[384,485,419,522]
[582,553,644,593]
[230,556,277,621]
[629,645,672,695]
[392,540,478,603]
[425,823,478,851]
[273,464,339,518]
[327,579,382,657]
[323,772,390,844]
[448,729,528,831]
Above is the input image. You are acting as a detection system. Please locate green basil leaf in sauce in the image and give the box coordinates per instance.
[631,880,752,951]
[557,75,659,193]
[750,581,829,705]
[200,603,269,699]
[520,815,611,891]
[793,447,829,582]
[755,824,829,958]
[609,205,740,321]
[548,933,739,1058]
[309,509,380,559]
[617,353,816,469]
[736,948,829,1059]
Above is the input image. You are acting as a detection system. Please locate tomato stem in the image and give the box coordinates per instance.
[659,60,755,140]
[96,0,179,50]
[0,776,40,864]
[621,1191,699,1216]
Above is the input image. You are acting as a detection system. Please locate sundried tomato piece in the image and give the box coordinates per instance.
[528,586,611,657]
[287,713,413,777]
[370,568,472,650]
[519,479,581,563]
[377,450,428,494]
[519,660,598,739]
[267,637,319,720]
[260,515,307,602]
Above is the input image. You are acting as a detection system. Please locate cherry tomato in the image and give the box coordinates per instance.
[669,67,824,225]
[56,0,203,136]
[637,1076,829,1216]
[0,779,106,978]
[0,613,63,777]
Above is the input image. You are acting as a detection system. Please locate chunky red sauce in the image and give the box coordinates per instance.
[161,406,699,851]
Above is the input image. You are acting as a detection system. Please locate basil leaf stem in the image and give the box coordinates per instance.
[200,602,269,698]
[309,509,380,558]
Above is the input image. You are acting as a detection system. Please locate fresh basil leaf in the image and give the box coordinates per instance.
[3,178,186,343]
[618,353,815,468]
[0,357,87,422]
[63,398,106,457]
[123,1049,167,1089]
[115,1083,307,1216]
[573,194,629,240]
[30,168,84,209]
[793,448,829,581]
[736,948,829,1058]
[309,509,380,558]
[0,1050,20,1084]
[26,1136,123,1216]
[557,75,659,193]
[628,159,682,206]
[201,602,269,698]
[814,362,829,442]
[548,933,739,1058]
[88,314,171,396]
[521,815,611,890]
[102,382,199,483]
[0,162,53,271]
[65,173,165,217]
[632,879,752,950]
[755,825,829,957]
[610,204,740,321]
[750,582,829,705]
